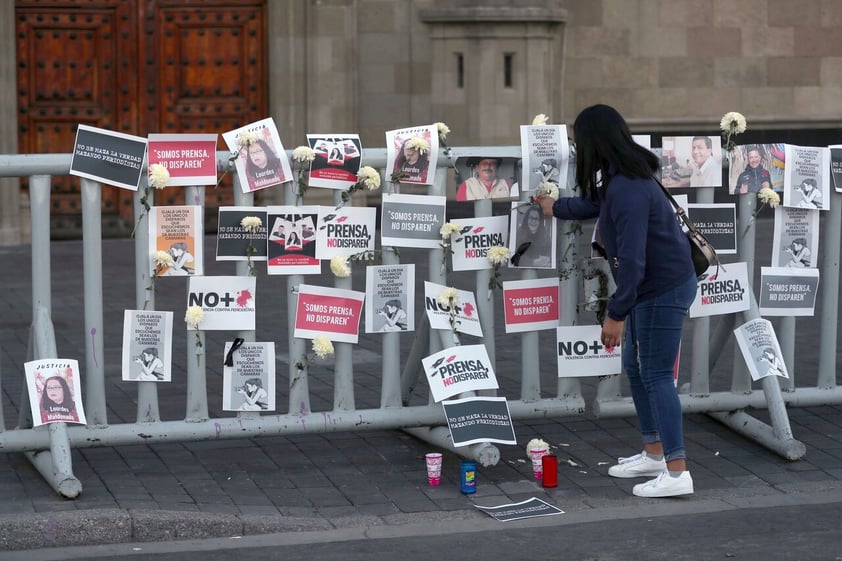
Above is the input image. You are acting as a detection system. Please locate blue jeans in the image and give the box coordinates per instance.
[622,274,697,462]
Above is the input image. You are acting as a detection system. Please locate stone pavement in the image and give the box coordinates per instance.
[1,225,842,552]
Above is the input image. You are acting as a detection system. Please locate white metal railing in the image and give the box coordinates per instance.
[1,147,839,498]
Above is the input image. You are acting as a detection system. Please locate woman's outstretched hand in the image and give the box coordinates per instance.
[536,195,555,217]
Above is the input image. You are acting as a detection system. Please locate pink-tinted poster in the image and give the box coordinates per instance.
[294,284,365,343]
[502,278,560,333]
[147,133,219,186]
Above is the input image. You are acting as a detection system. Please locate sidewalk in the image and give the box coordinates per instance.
[1,232,841,551]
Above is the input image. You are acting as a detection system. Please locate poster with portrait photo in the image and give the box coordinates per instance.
[216,206,268,262]
[266,205,320,275]
[25,359,87,427]
[734,318,789,381]
[222,118,293,194]
[771,206,819,269]
[519,124,569,192]
[450,216,509,272]
[660,136,723,189]
[385,125,438,186]
[454,155,519,201]
[783,145,829,211]
[69,124,147,191]
[147,133,218,186]
[365,264,415,333]
[508,203,557,269]
[315,206,376,259]
[307,134,362,190]
[149,206,203,276]
[727,144,786,194]
[122,310,173,382]
[830,145,842,192]
[222,341,276,412]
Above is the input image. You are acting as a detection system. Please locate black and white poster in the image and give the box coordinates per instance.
[442,396,516,447]
[70,124,147,191]
[475,497,564,522]
[216,207,269,262]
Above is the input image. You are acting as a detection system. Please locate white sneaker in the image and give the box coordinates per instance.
[633,471,694,498]
[607,451,666,478]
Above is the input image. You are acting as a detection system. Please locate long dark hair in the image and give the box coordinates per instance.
[41,375,76,412]
[573,104,659,200]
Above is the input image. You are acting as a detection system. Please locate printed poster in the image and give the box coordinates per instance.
[783,144,829,210]
[475,497,564,522]
[315,206,376,259]
[519,124,569,192]
[187,276,256,331]
[423,281,483,338]
[69,124,147,191]
[771,206,819,268]
[147,133,218,186]
[556,325,621,377]
[307,134,362,190]
[442,397,516,447]
[830,145,842,192]
[759,267,819,317]
[294,284,365,344]
[421,344,499,403]
[216,206,269,262]
[149,206,204,276]
[381,193,446,249]
[24,359,87,427]
[121,310,174,382]
[222,341,276,412]
[660,135,723,189]
[687,204,737,255]
[734,318,789,381]
[689,262,750,318]
[455,155,518,201]
[502,278,560,333]
[365,264,415,333]
[385,125,439,186]
[450,216,509,271]
[727,143,786,194]
[508,203,557,269]
[266,205,320,275]
[221,117,293,193]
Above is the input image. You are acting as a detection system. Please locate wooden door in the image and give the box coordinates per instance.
[16,0,268,237]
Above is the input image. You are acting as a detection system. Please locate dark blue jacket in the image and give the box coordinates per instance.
[551,174,695,321]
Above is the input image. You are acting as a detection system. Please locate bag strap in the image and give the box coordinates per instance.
[654,178,702,234]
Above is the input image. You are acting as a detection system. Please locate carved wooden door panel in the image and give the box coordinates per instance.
[16,0,268,236]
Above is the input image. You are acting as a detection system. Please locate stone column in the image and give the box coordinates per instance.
[0,0,22,245]
[419,1,567,146]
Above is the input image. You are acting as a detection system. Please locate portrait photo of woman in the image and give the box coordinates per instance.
[510,204,555,269]
[39,375,79,424]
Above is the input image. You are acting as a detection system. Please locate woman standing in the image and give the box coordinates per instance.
[537,104,697,498]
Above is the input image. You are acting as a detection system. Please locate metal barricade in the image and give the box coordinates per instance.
[0,147,836,498]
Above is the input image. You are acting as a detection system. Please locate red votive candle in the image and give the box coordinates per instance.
[541,454,558,488]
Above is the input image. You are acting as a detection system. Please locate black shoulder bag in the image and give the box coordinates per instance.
[656,180,718,278]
